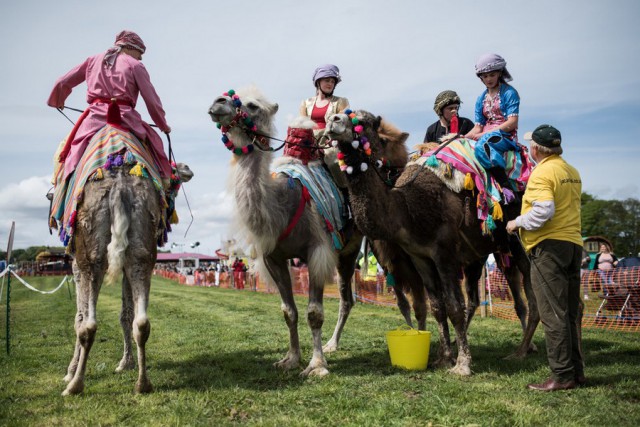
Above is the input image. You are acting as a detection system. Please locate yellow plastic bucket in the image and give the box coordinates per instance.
[385,328,431,370]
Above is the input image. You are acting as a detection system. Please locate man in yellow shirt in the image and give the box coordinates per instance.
[506,124,584,391]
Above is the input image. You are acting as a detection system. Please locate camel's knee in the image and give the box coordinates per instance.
[78,321,97,347]
[281,303,297,326]
[307,303,324,329]
[134,316,150,344]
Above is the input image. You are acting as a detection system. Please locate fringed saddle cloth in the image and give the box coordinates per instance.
[275,161,347,250]
[50,125,170,252]
[410,137,532,235]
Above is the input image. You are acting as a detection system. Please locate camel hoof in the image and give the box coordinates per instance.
[431,356,455,369]
[115,358,135,372]
[322,340,338,354]
[274,356,300,371]
[301,366,329,377]
[449,364,472,376]
[63,373,73,383]
[62,381,84,396]
[135,379,153,394]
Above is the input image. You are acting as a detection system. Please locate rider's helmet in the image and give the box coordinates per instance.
[433,90,462,116]
[474,53,513,82]
[312,64,342,87]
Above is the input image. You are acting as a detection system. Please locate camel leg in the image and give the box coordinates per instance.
[463,260,485,332]
[129,271,152,393]
[64,313,82,383]
[264,256,301,371]
[406,256,454,368]
[63,266,102,396]
[421,249,472,376]
[302,277,329,377]
[64,264,83,383]
[115,275,135,372]
[324,243,360,353]
[395,288,415,328]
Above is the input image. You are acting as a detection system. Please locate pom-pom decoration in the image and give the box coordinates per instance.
[346,166,354,174]
[360,163,368,172]
[331,140,338,147]
[214,89,262,156]
[351,140,360,149]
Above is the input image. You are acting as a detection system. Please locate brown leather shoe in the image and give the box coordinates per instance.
[527,378,577,391]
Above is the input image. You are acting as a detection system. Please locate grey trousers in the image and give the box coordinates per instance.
[529,239,584,381]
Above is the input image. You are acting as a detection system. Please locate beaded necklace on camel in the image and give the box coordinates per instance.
[214,89,267,156]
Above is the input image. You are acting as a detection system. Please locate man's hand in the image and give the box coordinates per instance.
[506,220,518,235]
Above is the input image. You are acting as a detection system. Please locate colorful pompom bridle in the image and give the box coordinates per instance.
[332,109,373,174]
[333,109,399,177]
[214,89,268,156]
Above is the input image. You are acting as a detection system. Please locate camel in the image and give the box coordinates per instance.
[326,110,539,375]
[58,125,193,395]
[208,87,367,376]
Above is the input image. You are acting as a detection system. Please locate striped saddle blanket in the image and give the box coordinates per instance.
[50,125,167,251]
[275,162,347,250]
[412,137,533,235]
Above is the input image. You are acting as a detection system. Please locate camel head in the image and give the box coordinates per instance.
[326,109,410,177]
[174,162,194,183]
[208,86,279,154]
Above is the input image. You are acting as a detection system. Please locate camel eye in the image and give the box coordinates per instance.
[246,102,260,111]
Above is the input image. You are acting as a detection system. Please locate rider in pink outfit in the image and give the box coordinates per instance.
[47,30,172,180]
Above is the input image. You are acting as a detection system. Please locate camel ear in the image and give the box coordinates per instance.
[271,103,279,114]
[374,116,382,131]
[399,132,410,144]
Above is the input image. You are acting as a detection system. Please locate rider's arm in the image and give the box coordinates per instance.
[47,58,89,108]
[133,62,170,133]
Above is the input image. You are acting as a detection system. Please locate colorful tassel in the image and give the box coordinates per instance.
[170,209,179,224]
[124,151,135,164]
[492,202,503,221]
[426,155,439,167]
[444,163,453,179]
[464,173,474,190]
[129,163,143,177]
[486,214,496,231]
[94,168,104,180]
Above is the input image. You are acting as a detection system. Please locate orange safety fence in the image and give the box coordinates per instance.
[153,265,640,333]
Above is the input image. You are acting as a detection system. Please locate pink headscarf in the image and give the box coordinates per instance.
[103,30,147,68]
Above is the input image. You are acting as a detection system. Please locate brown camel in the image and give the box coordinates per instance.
[60,126,193,395]
[326,110,539,375]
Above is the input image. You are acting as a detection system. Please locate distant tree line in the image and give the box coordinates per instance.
[581,193,639,257]
[1,193,638,262]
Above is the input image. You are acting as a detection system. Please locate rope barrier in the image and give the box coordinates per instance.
[0,268,71,300]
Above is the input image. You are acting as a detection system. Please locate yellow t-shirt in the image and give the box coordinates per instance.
[519,155,583,253]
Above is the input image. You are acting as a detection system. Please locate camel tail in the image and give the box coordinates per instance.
[106,188,130,284]
[308,243,337,288]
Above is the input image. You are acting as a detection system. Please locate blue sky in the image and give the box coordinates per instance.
[0,0,638,253]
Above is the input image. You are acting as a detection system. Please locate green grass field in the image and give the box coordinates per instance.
[1,275,639,426]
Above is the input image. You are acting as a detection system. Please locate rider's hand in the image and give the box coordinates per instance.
[164,127,171,134]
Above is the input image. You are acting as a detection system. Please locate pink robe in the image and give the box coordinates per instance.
[48,52,171,179]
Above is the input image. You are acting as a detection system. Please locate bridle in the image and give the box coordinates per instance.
[213,89,329,155]
[333,109,412,188]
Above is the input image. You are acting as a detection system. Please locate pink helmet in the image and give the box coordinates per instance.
[312,64,342,86]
